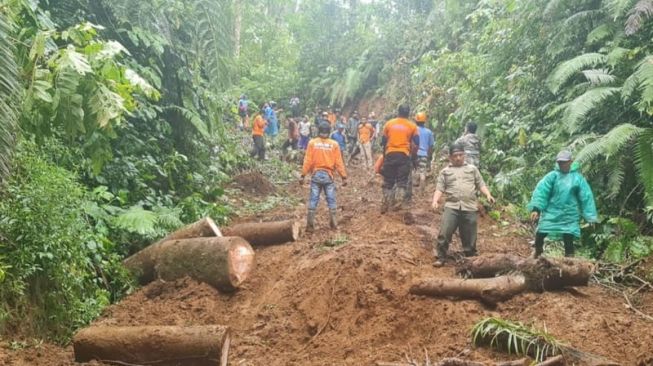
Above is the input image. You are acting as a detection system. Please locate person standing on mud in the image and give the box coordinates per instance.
[527,150,598,258]
[250,108,268,160]
[431,143,495,267]
[414,112,434,193]
[455,121,481,168]
[380,104,419,213]
[357,117,375,169]
[301,123,348,231]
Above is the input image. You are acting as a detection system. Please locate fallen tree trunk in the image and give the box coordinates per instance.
[412,255,594,303]
[222,219,300,246]
[456,255,595,291]
[154,237,255,291]
[124,217,223,283]
[74,325,230,366]
[409,275,528,304]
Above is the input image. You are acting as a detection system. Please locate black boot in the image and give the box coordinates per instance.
[381,188,393,214]
[329,209,338,229]
[306,209,316,232]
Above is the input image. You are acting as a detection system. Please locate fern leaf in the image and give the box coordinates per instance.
[606,157,627,199]
[547,53,608,94]
[576,123,644,163]
[582,69,616,85]
[622,56,653,108]
[113,205,159,237]
[626,0,653,35]
[586,24,614,45]
[564,87,620,131]
[607,47,631,67]
[635,129,653,204]
[605,0,638,20]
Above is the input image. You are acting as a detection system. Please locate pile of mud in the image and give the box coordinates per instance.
[231,171,277,197]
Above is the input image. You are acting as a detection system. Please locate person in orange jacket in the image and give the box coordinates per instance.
[357,117,376,169]
[251,108,268,160]
[380,104,419,213]
[301,123,348,231]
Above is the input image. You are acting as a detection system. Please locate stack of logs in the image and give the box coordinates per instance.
[73,217,300,366]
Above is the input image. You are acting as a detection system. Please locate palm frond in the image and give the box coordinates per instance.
[635,129,653,204]
[547,53,608,94]
[576,123,644,163]
[625,0,653,35]
[0,10,20,179]
[564,87,620,131]
[582,69,616,85]
[471,317,565,362]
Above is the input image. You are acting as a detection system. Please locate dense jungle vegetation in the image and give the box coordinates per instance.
[1,0,653,341]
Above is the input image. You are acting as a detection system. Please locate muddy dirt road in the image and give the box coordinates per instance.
[3,162,653,365]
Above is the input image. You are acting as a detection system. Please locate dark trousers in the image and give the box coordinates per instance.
[535,232,575,257]
[381,152,410,190]
[281,138,298,151]
[251,135,265,160]
[436,207,478,258]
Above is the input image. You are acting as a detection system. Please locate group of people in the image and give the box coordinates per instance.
[240,95,599,265]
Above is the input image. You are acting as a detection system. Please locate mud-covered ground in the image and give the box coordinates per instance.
[3,157,653,365]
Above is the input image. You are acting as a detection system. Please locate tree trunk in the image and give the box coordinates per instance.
[412,255,594,303]
[409,275,527,304]
[456,255,595,291]
[74,325,230,366]
[154,237,255,292]
[124,217,222,284]
[222,220,300,246]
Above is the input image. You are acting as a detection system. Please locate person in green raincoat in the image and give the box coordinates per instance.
[527,150,598,258]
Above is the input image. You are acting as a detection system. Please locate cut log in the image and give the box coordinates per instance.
[409,275,527,304]
[494,358,530,366]
[222,220,300,246]
[436,358,485,366]
[412,255,593,303]
[456,255,594,291]
[73,325,230,366]
[155,237,255,291]
[124,217,223,284]
[534,355,564,366]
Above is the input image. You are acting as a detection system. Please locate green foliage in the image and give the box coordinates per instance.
[471,317,565,362]
[0,9,20,179]
[581,217,653,261]
[0,141,133,341]
[547,53,608,94]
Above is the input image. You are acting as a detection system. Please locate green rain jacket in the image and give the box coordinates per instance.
[527,162,598,238]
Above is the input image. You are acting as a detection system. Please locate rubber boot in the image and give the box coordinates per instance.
[306,209,316,232]
[393,188,406,211]
[329,208,338,229]
[381,188,393,214]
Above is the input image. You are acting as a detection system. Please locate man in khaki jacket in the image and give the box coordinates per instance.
[431,143,495,266]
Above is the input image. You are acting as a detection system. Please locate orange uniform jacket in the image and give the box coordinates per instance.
[383,117,418,155]
[358,122,375,143]
[327,113,337,126]
[302,137,347,179]
[252,115,267,136]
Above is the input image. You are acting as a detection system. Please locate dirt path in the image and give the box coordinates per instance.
[3,161,653,365]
